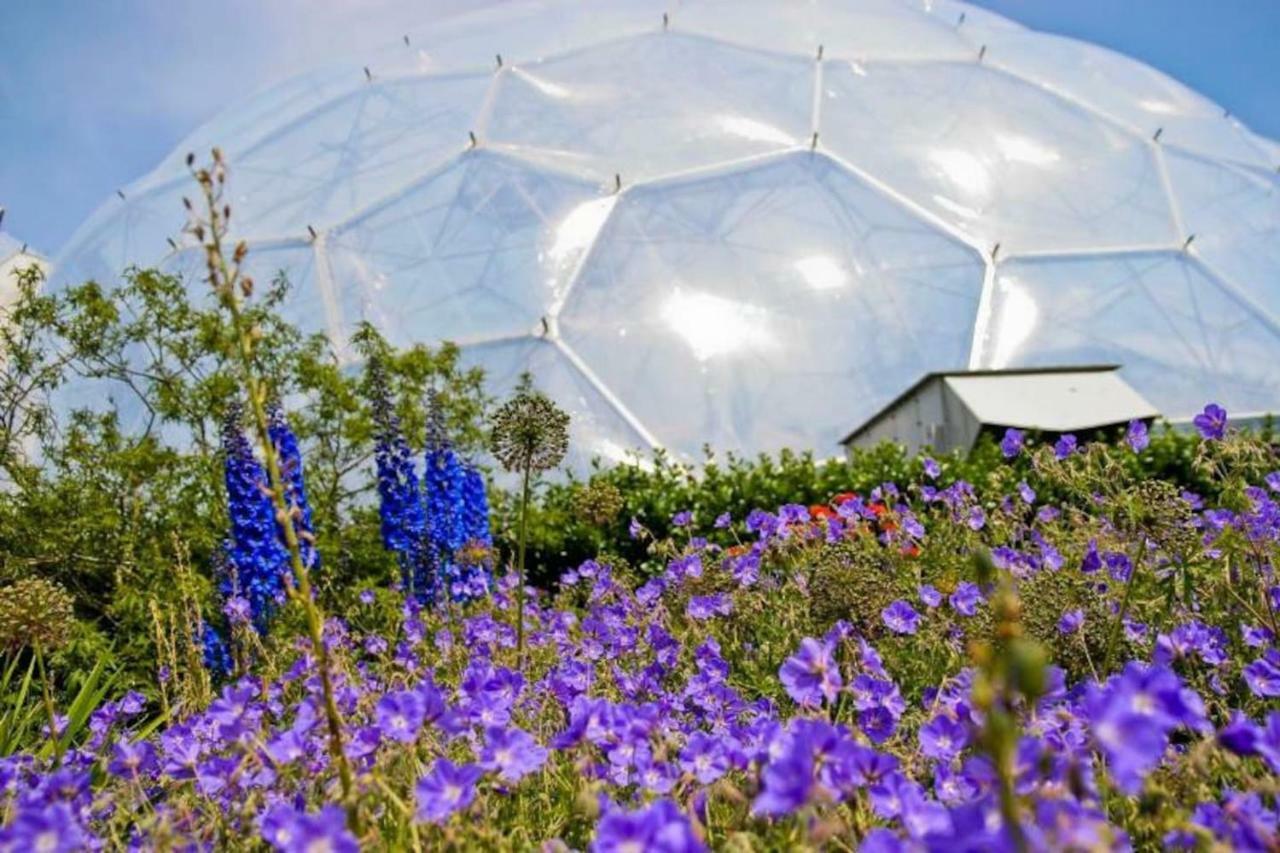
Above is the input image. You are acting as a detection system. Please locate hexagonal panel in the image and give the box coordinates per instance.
[326,149,612,350]
[485,32,814,183]
[459,336,653,473]
[674,0,975,61]
[982,30,1277,170]
[977,251,1280,418]
[820,60,1176,255]
[227,72,491,237]
[1164,151,1280,319]
[559,151,984,457]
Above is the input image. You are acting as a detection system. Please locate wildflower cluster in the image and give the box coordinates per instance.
[2,402,1279,850]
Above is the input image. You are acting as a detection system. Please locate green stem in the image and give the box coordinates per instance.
[516,464,531,666]
[33,643,62,762]
[198,169,356,821]
[1102,545,1143,676]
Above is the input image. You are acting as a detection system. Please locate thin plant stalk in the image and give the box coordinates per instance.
[192,154,356,817]
[32,643,61,762]
[516,464,531,663]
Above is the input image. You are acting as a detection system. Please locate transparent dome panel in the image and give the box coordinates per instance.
[397,0,663,74]
[485,32,814,182]
[559,151,984,458]
[981,31,1275,170]
[673,0,973,61]
[1165,151,1280,319]
[53,178,193,289]
[979,252,1280,418]
[325,149,610,350]
[227,73,491,238]
[459,336,653,473]
[161,242,332,340]
[820,60,1176,255]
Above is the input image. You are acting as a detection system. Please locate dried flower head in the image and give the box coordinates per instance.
[488,390,569,474]
[573,480,625,527]
[0,578,76,651]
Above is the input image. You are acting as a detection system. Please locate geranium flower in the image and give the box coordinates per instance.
[1244,651,1280,698]
[1126,419,1149,452]
[1054,434,1077,459]
[260,804,358,853]
[882,601,920,635]
[1193,403,1227,440]
[592,799,704,852]
[480,726,546,783]
[1000,428,1025,459]
[779,637,842,707]
[949,582,982,617]
[415,759,483,824]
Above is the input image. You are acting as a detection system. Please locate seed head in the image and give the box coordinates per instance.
[0,578,76,652]
[488,390,570,474]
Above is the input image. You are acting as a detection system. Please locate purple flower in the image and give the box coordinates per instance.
[967,506,986,531]
[779,637,842,707]
[108,739,158,779]
[1058,609,1084,635]
[480,726,547,783]
[1126,419,1149,452]
[686,593,732,620]
[375,689,426,743]
[1,802,88,852]
[922,457,941,480]
[358,589,375,605]
[261,804,358,853]
[1000,428,1025,459]
[592,799,705,853]
[415,759,483,824]
[1054,434,1077,459]
[918,584,942,609]
[881,600,920,635]
[918,715,968,762]
[671,510,693,528]
[680,732,730,785]
[714,512,732,529]
[1017,481,1036,505]
[1244,651,1280,698]
[949,582,982,617]
[1193,403,1227,440]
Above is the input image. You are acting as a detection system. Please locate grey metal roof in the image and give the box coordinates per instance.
[841,365,1158,445]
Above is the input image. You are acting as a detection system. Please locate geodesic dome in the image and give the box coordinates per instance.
[53,0,1280,470]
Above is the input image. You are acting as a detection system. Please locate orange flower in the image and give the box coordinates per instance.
[809,504,836,520]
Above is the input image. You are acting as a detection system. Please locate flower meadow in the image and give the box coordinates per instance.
[2,156,1279,852]
[3,397,1280,851]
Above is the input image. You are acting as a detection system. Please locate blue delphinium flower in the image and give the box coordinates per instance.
[220,408,291,632]
[267,403,319,573]
[369,370,433,602]
[200,622,232,678]
[423,396,492,601]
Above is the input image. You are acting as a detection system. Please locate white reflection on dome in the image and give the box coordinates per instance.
[547,197,615,270]
[793,255,849,291]
[990,278,1040,368]
[995,134,1061,167]
[714,114,795,146]
[660,288,775,361]
[928,149,991,199]
[512,68,573,100]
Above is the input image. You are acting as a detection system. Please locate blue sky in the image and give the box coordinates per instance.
[1,0,1277,255]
